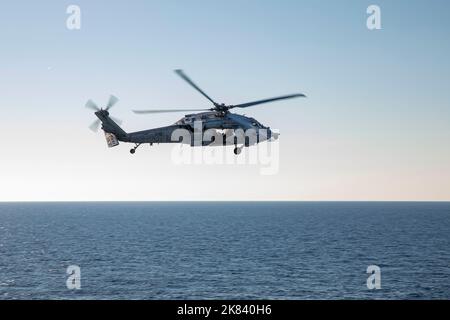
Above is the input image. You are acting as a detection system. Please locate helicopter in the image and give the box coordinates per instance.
[86,70,306,155]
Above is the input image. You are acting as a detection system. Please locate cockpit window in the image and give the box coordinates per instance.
[248,117,262,127]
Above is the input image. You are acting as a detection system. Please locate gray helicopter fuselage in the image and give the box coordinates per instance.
[120,111,272,145]
[176,111,266,130]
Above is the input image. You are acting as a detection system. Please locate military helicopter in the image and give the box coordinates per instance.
[86,70,306,155]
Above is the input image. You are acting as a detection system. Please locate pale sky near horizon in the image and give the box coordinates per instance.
[1,0,450,201]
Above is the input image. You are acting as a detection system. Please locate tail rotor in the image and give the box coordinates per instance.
[85,95,122,132]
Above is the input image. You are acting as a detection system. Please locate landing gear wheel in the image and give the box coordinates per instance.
[234,147,242,155]
[130,143,141,154]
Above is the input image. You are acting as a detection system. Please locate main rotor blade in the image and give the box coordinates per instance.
[85,100,100,111]
[89,119,101,132]
[133,108,210,114]
[174,69,218,106]
[105,95,119,110]
[231,93,306,109]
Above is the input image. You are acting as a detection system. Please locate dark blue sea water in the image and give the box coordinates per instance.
[0,202,449,300]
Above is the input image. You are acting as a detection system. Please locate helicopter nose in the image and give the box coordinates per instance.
[268,128,279,141]
[272,132,280,140]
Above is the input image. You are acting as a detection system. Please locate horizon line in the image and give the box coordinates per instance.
[1,200,450,203]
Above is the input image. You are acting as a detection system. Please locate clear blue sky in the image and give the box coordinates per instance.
[1,0,450,200]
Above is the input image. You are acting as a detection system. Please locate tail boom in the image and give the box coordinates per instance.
[95,110,127,139]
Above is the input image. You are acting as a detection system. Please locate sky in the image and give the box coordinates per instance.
[0,0,450,201]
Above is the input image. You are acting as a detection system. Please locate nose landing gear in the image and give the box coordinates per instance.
[234,146,243,155]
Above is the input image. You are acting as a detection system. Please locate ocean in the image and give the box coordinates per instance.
[0,202,449,300]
